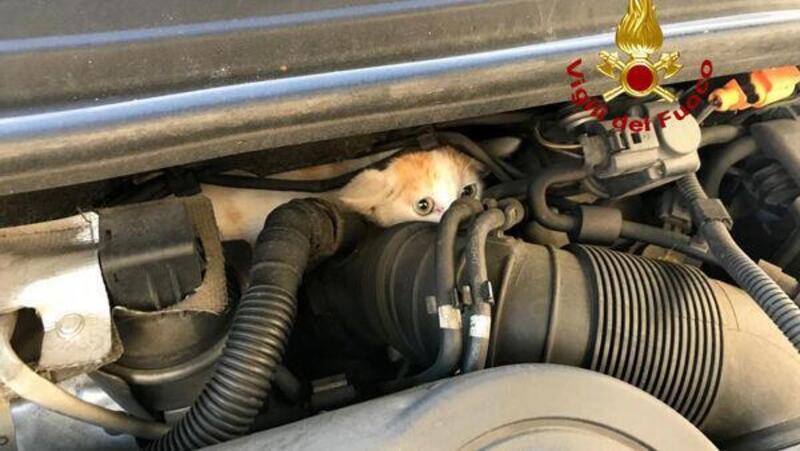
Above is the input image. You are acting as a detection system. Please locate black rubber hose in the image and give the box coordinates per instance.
[527,165,586,232]
[437,132,517,182]
[148,199,362,450]
[484,177,584,200]
[484,179,530,199]
[108,176,170,206]
[528,165,714,264]
[381,199,483,390]
[699,125,745,148]
[678,174,800,350]
[461,208,506,373]
[426,199,483,378]
[700,137,758,199]
[619,221,716,265]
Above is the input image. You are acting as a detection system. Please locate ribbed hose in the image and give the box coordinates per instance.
[571,246,723,425]
[149,199,358,450]
[678,174,800,350]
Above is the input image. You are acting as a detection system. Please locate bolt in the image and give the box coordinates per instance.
[56,313,84,337]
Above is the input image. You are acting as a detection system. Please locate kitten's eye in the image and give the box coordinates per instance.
[461,183,478,198]
[414,197,435,216]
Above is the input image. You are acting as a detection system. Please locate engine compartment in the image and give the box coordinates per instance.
[2,63,800,450]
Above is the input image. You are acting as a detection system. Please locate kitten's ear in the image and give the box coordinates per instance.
[460,152,489,178]
[470,159,489,178]
[441,146,487,177]
[338,169,393,213]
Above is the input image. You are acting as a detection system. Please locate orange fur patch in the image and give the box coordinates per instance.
[388,146,474,202]
[389,151,437,201]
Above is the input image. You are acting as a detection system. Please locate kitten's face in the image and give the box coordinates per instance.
[338,147,482,227]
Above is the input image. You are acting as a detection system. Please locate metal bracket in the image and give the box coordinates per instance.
[0,212,114,370]
[437,305,462,330]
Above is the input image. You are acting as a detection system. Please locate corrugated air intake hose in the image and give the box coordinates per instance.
[147,199,363,450]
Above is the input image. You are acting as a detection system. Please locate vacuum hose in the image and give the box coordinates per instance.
[461,208,506,373]
[149,199,362,450]
[528,165,715,264]
[413,198,481,382]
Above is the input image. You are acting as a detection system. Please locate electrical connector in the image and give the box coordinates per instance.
[710,66,800,112]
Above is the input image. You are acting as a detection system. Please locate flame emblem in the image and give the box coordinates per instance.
[597,0,682,102]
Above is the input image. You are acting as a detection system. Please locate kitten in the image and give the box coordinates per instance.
[204,146,482,244]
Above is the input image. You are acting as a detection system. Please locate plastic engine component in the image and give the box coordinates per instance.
[309,223,800,444]
[572,245,722,425]
[99,198,205,311]
[581,101,701,198]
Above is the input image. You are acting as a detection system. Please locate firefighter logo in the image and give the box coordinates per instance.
[597,0,682,102]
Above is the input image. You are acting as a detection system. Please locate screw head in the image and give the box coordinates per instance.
[56,313,85,337]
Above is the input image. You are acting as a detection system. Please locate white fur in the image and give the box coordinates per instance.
[203,185,313,244]
[205,148,483,244]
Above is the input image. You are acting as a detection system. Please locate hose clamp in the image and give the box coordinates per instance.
[469,314,491,338]
[478,281,495,305]
[438,305,462,330]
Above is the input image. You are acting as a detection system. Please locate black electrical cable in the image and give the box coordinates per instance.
[199,131,520,192]
[461,208,506,373]
[197,150,406,193]
[678,174,800,351]
[436,132,517,182]
[147,199,363,450]
[107,176,170,206]
[198,171,355,193]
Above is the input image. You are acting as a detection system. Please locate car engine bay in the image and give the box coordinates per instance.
[2,1,800,449]
[3,69,800,450]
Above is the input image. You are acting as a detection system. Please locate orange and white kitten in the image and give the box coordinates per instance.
[205,146,483,244]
